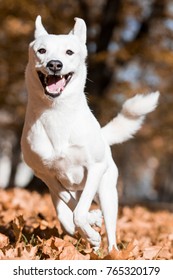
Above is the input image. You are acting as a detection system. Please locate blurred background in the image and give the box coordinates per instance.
[0,0,173,205]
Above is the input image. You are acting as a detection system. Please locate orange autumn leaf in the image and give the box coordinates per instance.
[59,244,90,260]
[143,245,172,260]
[19,244,39,260]
[104,242,135,260]
[11,215,25,244]
[0,233,9,248]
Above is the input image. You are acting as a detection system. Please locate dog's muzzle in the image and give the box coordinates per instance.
[37,60,73,98]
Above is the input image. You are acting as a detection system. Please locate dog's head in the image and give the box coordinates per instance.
[28,16,87,99]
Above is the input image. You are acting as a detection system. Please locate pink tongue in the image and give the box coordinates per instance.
[47,76,65,93]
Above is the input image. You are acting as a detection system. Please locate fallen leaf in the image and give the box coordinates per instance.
[143,246,163,259]
[0,233,9,248]
[19,244,39,260]
[59,244,90,260]
[104,242,136,260]
[1,247,19,259]
[11,215,25,244]
[42,237,60,259]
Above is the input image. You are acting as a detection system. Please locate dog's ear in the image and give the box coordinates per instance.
[69,18,87,44]
[34,15,48,39]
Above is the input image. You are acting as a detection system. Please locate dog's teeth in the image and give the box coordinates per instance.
[60,75,63,79]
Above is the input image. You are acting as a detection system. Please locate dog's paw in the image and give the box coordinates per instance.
[87,209,103,227]
[88,231,101,251]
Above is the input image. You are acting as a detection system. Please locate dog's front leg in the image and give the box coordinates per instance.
[38,175,77,233]
[49,189,76,235]
[73,162,107,251]
[38,175,101,236]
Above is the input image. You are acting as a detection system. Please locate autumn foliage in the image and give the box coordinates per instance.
[0,188,172,260]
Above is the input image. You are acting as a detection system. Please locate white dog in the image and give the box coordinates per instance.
[21,16,159,252]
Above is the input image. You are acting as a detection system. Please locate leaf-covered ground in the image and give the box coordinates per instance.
[0,188,173,260]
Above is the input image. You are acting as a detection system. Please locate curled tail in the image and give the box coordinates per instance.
[101,91,160,146]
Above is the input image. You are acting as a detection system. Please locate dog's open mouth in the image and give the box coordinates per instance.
[37,71,73,98]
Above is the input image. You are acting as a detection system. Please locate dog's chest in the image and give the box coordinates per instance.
[24,118,88,190]
[52,145,87,189]
[39,143,88,190]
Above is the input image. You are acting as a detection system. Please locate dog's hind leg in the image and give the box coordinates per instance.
[98,162,119,252]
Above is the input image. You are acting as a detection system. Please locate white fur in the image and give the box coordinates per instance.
[21,16,159,252]
[102,92,160,145]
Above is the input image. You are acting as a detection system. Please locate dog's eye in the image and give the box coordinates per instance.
[38,48,46,54]
[66,50,74,56]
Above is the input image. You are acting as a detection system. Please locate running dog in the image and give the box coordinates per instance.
[21,16,159,252]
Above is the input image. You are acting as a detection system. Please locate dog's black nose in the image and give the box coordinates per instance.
[46,60,63,73]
